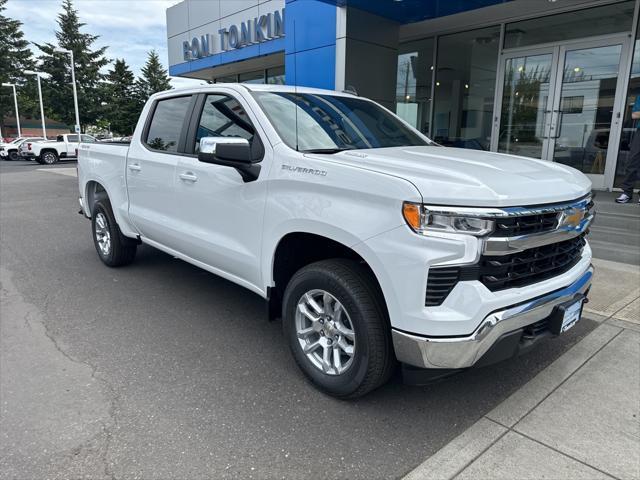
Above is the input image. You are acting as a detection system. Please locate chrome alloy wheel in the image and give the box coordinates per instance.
[295,289,356,375]
[42,152,56,164]
[94,212,112,256]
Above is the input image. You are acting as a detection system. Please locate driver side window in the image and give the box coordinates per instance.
[195,94,255,152]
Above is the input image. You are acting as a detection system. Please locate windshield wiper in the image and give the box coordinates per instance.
[301,147,355,154]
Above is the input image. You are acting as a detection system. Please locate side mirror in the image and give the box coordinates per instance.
[197,136,261,182]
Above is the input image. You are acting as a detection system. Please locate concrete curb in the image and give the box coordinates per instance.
[403,322,624,480]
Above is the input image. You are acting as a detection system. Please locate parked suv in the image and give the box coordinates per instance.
[77,85,594,398]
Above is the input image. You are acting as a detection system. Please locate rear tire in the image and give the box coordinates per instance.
[41,151,58,164]
[91,200,137,267]
[283,259,395,399]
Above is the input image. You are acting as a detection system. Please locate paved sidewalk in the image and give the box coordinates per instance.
[406,258,640,480]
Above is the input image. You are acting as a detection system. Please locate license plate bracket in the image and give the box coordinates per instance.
[549,295,585,335]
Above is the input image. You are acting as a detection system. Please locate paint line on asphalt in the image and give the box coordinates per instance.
[36,167,77,177]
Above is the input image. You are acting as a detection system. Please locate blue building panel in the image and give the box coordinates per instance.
[285,0,337,53]
[284,0,337,89]
[285,44,336,89]
[168,37,286,77]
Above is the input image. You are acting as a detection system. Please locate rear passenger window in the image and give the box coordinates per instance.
[195,94,255,152]
[145,96,192,153]
[81,135,95,143]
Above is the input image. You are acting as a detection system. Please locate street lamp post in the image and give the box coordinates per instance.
[54,49,80,137]
[24,71,47,139]
[1,83,21,137]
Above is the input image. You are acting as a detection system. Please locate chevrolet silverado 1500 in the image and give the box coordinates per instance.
[78,84,594,398]
[21,133,97,164]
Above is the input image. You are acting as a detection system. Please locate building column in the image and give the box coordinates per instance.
[285,0,338,89]
[340,7,400,108]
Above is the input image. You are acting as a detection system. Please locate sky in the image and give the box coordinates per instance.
[5,0,205,88]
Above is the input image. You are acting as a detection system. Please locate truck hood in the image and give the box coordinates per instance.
[324,146,592,207]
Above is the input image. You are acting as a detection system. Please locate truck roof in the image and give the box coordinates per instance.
[151,83,358,100]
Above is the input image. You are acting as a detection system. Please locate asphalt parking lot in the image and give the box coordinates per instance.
[0,159,597,479]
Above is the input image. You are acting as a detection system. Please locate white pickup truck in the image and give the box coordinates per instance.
[20,133,97,164]
[78,84,594,398]
[0,136,44,161]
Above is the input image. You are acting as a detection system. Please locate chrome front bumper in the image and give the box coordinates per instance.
[392,266,593,369]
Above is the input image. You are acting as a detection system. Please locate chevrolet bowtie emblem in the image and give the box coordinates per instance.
[560,208,586,229]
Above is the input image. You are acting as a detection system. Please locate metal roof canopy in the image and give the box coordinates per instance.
[314,0,513,24]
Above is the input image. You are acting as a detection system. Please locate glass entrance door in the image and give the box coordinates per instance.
[497,51,556,159]
[494,37,631,189]
[549,43,625,188]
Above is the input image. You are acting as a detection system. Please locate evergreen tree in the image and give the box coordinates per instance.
[0,0,34,133]
[103,59,139,135]
[35,0,109,130]
[135,50,172,103]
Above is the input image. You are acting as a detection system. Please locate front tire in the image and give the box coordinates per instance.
[41,151,59,164]
[8,151,18,161]
[91,200,137,267]
[283,259,395,398]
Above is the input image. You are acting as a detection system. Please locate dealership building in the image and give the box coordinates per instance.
[166,0,640,191]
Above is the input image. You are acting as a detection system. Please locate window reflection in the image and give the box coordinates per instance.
[395,38,434,134]
[432,26,500,150]
[498,54,552,159]
[553,45,622,175]
[615,22,640,188]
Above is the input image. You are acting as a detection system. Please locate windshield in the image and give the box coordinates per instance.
[10,137,24,144]
[252,92,431,152]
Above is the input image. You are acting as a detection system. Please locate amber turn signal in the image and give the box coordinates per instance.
[402,202,422,230]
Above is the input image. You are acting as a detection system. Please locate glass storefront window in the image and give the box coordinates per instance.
[239,70,265,84]
[267,66,285,85]
[432,26,500,150]
[615,19,640,188]
[395,38,434,134]
[504,2,634,49]
[214,75,238,83]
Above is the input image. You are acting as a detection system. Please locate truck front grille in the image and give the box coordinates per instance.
[425,234,586,306]
[476,234,586,291]
[492,212,559,237]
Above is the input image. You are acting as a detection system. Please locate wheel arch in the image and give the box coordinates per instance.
[267,230,393,325]
[84,180,110,218]
[82,178,139,239]
[40,148,58,157]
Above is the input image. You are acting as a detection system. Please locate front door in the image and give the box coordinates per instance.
[173,91,268,290]
[494,36,631,189]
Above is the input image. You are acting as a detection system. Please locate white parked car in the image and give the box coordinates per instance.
[20,133,98,164]
[77,85,594,398]
[0,137,44,161]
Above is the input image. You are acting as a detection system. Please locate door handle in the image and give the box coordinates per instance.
[179,172,198,182]
[128,163,141,172]
[552,111,563,139]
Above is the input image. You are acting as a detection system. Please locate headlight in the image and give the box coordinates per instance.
[402,202,494,236]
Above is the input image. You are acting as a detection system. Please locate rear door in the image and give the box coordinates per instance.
[64,135,79,156]
[125,94,195,245]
